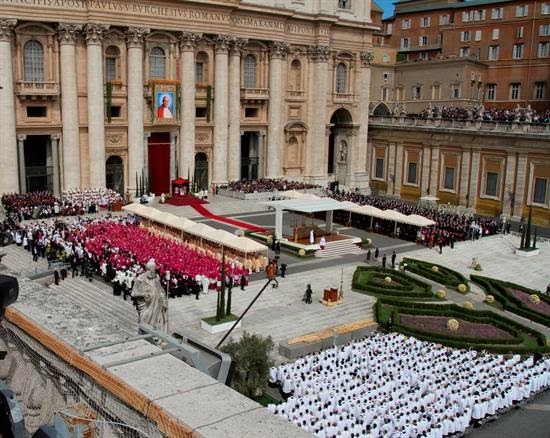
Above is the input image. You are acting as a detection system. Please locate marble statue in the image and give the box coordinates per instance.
[131,259,168,332]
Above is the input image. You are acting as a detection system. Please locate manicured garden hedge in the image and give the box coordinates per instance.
[352,266,438,301]
[471,275,550,327]
[402,258,469,292]
[375,298,549,354]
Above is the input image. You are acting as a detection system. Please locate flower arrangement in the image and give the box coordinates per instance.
[298,249,306,257]
[447,319,459,331]
[485,295,495,304]
[457,284,467,294]
[266,236,273,246]
[234,229,245,237]
[529,294,541,305]
[384,276,392,284]
[431,266,439,273]
[462,301,474,310]
[436,289,446,299]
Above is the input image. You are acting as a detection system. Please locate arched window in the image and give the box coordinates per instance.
[290,59,301,90]
[244,54,256,89]
[150,46,166,79]
[23,40,44,82]
[336,63,347,94]
[195,51,209,84]
[105,46,120,81]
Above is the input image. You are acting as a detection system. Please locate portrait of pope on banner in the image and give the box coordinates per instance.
[156,91,174,119]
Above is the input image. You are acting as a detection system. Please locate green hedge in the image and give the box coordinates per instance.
[376,298,549,354]
[353,266,437,300]
[471,275,550,327]
[403,258,470,291]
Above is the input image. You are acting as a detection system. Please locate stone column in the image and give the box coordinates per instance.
[394,142,404,197]
[387,142,396,195]
[51,135,60,196]
[170,132,177,181]
[143,132,151,178]
[227,38,247,182]
[127,27,149,193]
[353,51,374,190]
[421,145,431,195]
[257,131,265,178]
[58,23,82,190]
[502,152,517,217]
[85,23,109,188]
[512,154,528,219]
[179,32,201,180]
[467,149,481,209]
[266,41,289,179]
[212,35,231,184]
[429,144,440,196]
[0,19,19,193]
[459,150,471,207]
[306,45,330,181]
[17,135,26,193]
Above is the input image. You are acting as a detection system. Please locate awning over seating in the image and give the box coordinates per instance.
[227,236,268,253]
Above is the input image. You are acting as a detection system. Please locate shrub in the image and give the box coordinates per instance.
[402,258,469,291]
[457,284,467,294]
[298,249,306,257]
[485,295,495,304]
[529,294,541,305]
[447,319,459,331]
[436,289,446,299]
[384,276,392,284]
[221,331,274,399]
[432,266,439,273]
[462,301,473,310]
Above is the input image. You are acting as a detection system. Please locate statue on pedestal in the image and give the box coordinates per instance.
[131,259,168,333]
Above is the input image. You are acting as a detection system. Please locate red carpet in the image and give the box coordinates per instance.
[166,195,209,207]
[191,204,266,232]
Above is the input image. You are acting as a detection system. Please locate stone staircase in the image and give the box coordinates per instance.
[0,245,48,277]
[315,238,366,258]
[51,275,138,332]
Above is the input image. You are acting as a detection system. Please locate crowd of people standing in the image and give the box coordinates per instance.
[220,178,321,194]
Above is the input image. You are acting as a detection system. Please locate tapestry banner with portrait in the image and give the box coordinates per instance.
[150,81,180,123]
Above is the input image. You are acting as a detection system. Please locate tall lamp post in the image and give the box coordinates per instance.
[165,270,170,332]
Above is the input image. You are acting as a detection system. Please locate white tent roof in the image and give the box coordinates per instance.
[403,214,436,227]
[226,236,267,253]
[263,197,348,213]
[185,222,216,238]
[122,202,140,214]
[348,204,384,216]
[382,209,409,221]
[208,229,238,245]
[164,215,195,230]
[280,190,304,199]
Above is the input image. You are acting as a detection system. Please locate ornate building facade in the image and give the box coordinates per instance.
[0,0,377,196]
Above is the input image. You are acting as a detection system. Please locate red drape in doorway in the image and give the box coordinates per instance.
[147,133,170,195]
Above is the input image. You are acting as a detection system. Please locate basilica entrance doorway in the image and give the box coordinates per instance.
[24,135,52,193]
[148,133,170,195]
[240,131,259,180]
[194,152,208,190]
[328,109,353,185]
[106,155,124,195]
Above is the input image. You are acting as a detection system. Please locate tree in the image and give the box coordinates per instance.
[221,331,274,398]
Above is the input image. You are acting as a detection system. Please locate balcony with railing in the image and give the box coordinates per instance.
[286,89,305,100]
[368,115,550,135]
[15,81,60,99]
[333,92,354,103]
[240,88,269,102]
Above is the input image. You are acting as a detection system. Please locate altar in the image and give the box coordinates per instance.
[171,178,190,197]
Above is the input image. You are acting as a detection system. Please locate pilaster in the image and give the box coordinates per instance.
[468,149,481,209]
[502,152,517,217]
[58,23,82,190]
[17,134,26,193]
[512,154,528,219]
[429,144,440,196]
[85,23,109,188]
[0,18,19,192]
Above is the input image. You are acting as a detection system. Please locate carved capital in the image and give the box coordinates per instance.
[58,23,82,45]
[179,32,202,51]
[214,34,232,53]
[269,41,289,59]
[360,51,374,67]
[126,27,149,48]
[307,45,330,62]
[51,134,60,141]
[85,23,109,45]
[0,19,17,43]
[230,37,247,55]
[17,134,27,142]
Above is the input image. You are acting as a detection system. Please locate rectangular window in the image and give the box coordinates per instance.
[375,158,385,179]
[444,167,455,190]
[421,17,431,27]
[402,18,411,29]
[539,42,550,57]
[196,107,207,118]
[451,85,461,99]
[513,44,524,59]
[385,23,393,34]
[195,62,204,83]
[245,107,258,118]
[473,9,485,21]
[412,86,422,99]
[382,87,389,101]
[486,83,496,100]
[26,106,47,117]
[491,7,504,19]
[475,30,482,41]
[460,47,470,57]
[516,26,524,38]
[407,162,418,184]
[105,57,117,82]
[485,172,498,197]
[440,14,449,25]
[462,11,471,22]
[516,5,528,17]
[533,178,548,204]
[534,82,546,99]
[460,31,470,42]
[418,51,429,61]
[419,36,428,46]
[540,24,550,36]
[542,3,550,14]
[338,0,352,9]
[488,45,500,60]
[401,38,410,49]
[110,106,121,118]
[510,83,521,99]
[492,28,499,40]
